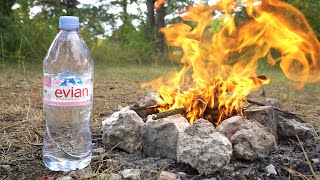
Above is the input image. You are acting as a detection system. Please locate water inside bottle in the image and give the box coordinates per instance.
[43,73,92,171]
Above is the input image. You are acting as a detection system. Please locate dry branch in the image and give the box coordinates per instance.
[296,135,319,179]
[131,106,159,119]
[32,128,44,138]
[246,99,305,123]
[152,108,186,120]
[130,105,160,111]
[29,143,42,147]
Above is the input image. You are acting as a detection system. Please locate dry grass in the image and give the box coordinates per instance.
[296,135,320,180]
[0,63,319,179]
[0,64,169,179]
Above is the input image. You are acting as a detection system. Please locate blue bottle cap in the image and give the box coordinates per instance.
[59,16,79,30]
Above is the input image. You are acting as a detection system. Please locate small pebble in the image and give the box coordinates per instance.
[56,176,73,180]
[265,164,277,176]
[121,169,141,180]
[311,158,320,163]
[92,147,105,155]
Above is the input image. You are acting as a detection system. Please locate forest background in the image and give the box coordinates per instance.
[0,0,319,68]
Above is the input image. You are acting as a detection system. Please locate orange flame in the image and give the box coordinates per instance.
[154,0,165,9]
[143,0,320,125]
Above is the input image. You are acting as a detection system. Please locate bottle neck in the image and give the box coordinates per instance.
[55,29,82,41]
[60,29,79,33]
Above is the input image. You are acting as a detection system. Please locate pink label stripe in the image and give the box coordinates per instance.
[43,76,51,88]
[44,99,92,106]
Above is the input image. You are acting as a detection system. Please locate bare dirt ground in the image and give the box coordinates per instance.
[0,65,319,179]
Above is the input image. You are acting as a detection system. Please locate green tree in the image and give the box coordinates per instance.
[146,0,194,54]
[0,0,19,63]
[286,0,320,39]
[10,0,115,63]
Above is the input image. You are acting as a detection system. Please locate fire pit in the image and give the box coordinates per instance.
[99,93,319,179]
[99,0,320,179]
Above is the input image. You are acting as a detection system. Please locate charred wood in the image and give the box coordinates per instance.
[152,108,186,120]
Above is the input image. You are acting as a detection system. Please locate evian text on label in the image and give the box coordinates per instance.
[55,87,89,98]
[43,74,93,106]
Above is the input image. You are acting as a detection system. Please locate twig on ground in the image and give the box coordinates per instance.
[0,121,25,131]
[107,142,121,154]
[282,166,312,180]
[26,137,42,147]
[296,135,320,179]
[32,128,44,139]
[28,143,42,147]
[93,142,122,164]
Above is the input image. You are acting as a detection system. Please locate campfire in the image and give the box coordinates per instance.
[141,0,320,125]
[100,0,319,178]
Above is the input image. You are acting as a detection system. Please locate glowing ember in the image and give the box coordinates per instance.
[143,0,320,125]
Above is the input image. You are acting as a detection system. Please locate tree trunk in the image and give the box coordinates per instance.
[64,0,79,15]
[121,0,128,25]
[0,0,16,15]
[146,0,155,41]
[156,4,165,54]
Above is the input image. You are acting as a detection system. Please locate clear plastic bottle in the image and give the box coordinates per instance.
[42,16,93,171]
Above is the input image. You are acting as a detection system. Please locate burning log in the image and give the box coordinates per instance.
[143,75,269,124]
[131,106,159,119]
[152,108,186,120]
[130,105,160,111]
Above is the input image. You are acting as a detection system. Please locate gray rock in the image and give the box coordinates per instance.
[92,148,106,161]
[185,118,216,137]
[66,169,103,179]
[277,116,317,140]
[121,169,141,180]
[102,173,122,180]
[157,171,177,180]
[216,116,277,160]
[264,98,282,108]
[98,174,108,180]
[92,147,105,155]
[117,105,125,111]
[0,165,11,173]
[83,172,97,179]
[141,115,189,160]
[177,119,232,175]
[102,109,144,154]
[177,172,187,179]
[231,121,277,160]
[67,169,87,178]
[244,106,278,141]
[105,159,120,168]
[146,170,159,179]
[56,176,73,180]
[222,164,235,171]
[92,155,101,162]
[135,92,161,108]
[265,164,277,176]
[216,116,245,139]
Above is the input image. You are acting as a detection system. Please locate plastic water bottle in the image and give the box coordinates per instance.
[42,16,93,171]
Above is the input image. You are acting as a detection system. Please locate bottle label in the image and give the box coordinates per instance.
[43,73,93,106]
